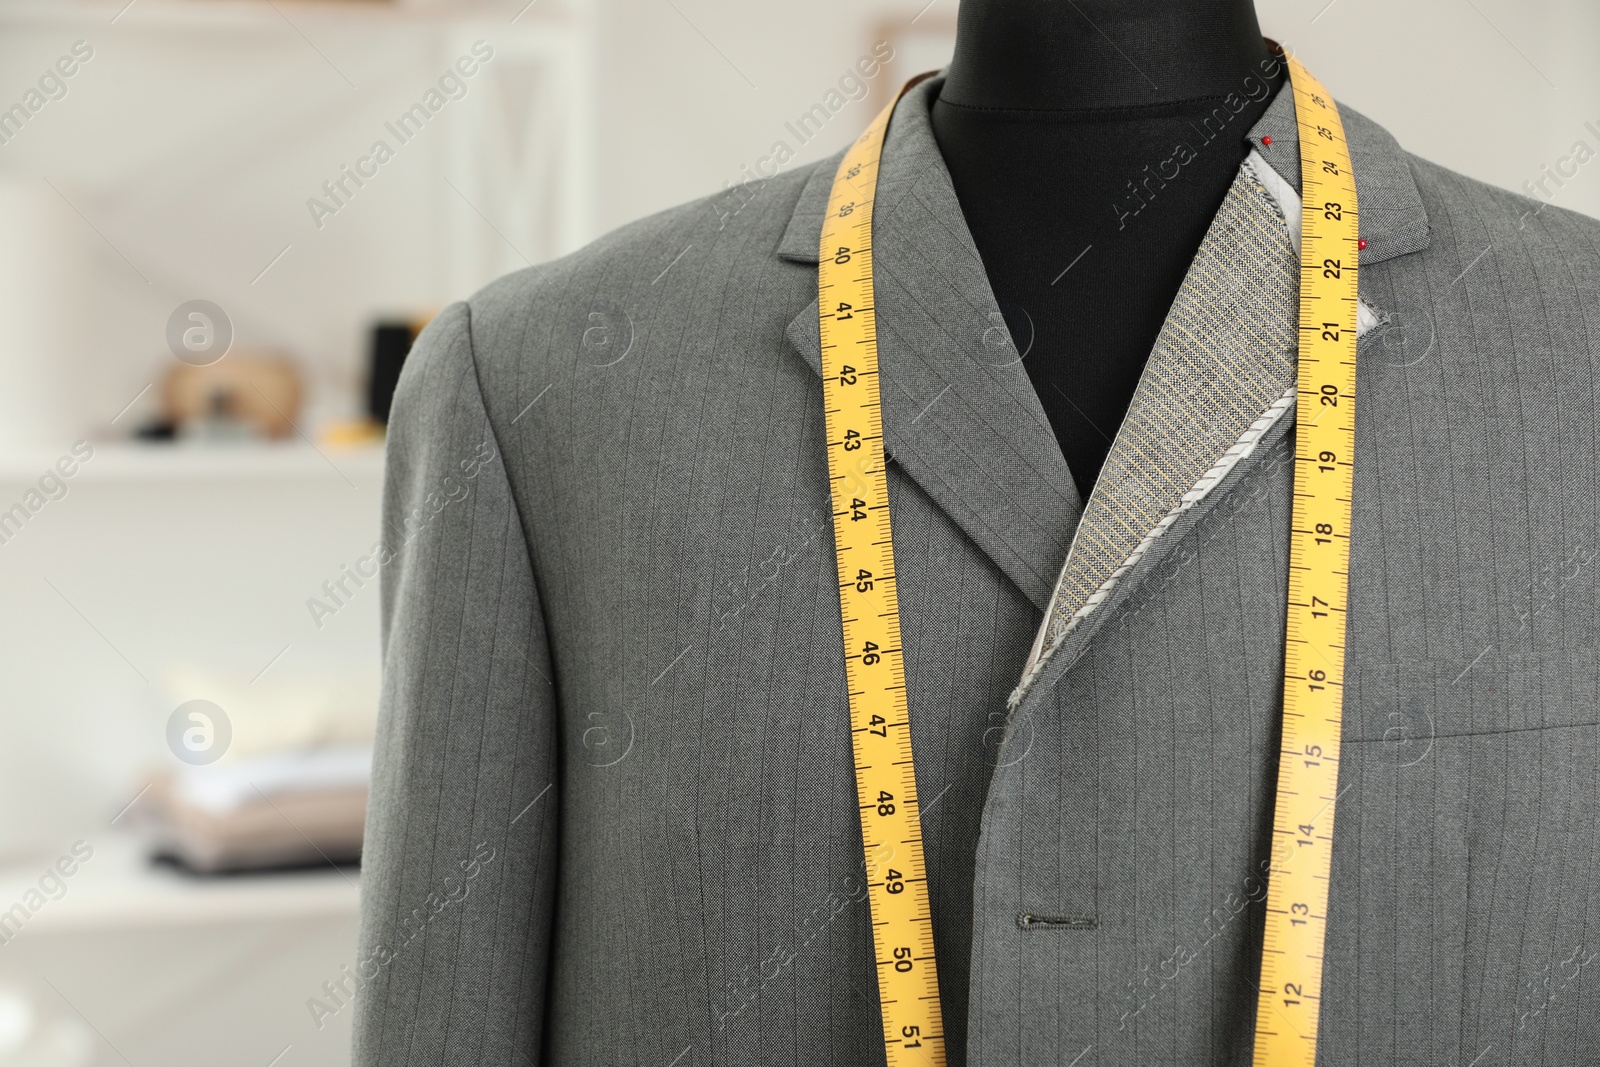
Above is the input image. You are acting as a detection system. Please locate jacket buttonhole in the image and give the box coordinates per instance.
[1016,913,1098,931]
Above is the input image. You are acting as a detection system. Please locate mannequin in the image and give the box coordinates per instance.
[930,0,1284,502]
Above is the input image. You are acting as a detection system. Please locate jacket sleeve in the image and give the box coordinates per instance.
[353,301,560,1065]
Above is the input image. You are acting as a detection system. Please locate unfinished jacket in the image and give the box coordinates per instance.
[353,74,1600,1066]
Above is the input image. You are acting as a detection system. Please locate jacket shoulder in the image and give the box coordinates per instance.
[457,161,823,372]
[1383,152,1600,374]
[1404,151,1600,252]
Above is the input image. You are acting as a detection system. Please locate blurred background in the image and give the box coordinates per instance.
[0,0,1592,1063]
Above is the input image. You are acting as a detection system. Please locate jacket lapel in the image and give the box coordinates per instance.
[779,77,1082,613]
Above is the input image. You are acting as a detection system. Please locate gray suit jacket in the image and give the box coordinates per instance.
[353,74,1600,1066]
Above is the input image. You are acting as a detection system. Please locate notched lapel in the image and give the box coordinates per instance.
[781,77,1081,614]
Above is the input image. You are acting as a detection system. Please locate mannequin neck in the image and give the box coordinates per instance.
[939,0,1276,112]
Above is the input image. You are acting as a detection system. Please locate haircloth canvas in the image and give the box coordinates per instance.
[1015,168,1300,703]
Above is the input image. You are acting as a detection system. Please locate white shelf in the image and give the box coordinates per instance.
[0,835,359,936]
[0,441,386,485]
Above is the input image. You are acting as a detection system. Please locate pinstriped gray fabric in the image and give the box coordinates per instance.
[355,71,1600,1067]
[359,303,559,1064]
[1015,170,1298,697]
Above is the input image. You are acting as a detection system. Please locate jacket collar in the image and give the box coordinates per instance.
[1244,76,1430,265]
[777,72,1431,266]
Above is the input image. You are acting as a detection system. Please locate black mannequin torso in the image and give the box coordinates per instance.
[930,0,1284,502]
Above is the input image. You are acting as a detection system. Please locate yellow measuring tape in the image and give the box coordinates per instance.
[820,53,1357,1067]
[1252,52,1359,1067]
[818,75,947,1067]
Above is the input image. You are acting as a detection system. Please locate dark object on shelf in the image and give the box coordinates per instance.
[151,852,361,879]
[368,316,431,424]
[134,419,177,441]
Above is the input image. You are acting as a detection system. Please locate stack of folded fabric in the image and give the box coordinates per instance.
[131,665,380,874]
[135,744,371,874]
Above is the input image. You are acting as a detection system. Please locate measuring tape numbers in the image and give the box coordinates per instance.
[819,53,1359,1067]
[1251,52,1360,1067]
[818,85,947,1066]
